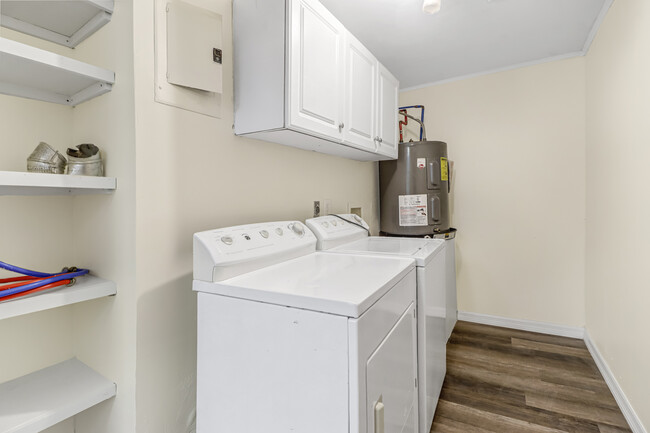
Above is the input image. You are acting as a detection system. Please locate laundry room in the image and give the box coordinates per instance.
[0,0,647,432]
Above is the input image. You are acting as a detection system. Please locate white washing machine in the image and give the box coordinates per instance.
[305,214,453,433]
[193,221,419,433]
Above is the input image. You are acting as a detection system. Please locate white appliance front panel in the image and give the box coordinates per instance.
[367,303,418,433]
[444,238,458,340]
[195,252,414,318]
[348,269,417,433]
[313,233,447,433]
[197,292,349,433]
[193,221,316,282]
[417,257,446,433]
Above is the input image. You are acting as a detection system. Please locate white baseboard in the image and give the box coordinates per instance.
[584,331,647,433]
[457,311,585,339]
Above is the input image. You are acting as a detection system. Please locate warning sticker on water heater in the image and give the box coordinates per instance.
[440,157,449,181]
[399,194,428,226]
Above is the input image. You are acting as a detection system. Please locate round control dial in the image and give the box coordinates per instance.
[221,236,233,245]
[288,222,305,237]
[275,227,283,236]
[259,230,269,239]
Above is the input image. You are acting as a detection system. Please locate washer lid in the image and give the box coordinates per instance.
[193,252,415,318]
[331,237,445,266]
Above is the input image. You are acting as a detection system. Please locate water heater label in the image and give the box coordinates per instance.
[440,157,449,181]
[399,194,428,226]
[417,158,426,169]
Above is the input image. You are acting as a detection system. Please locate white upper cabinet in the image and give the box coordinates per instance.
[343,33,377,152]
[288,0,345,141]
[377,63,400,158]
[233,0,400,161]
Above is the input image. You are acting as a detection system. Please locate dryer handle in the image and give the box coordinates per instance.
[374,398,385,433]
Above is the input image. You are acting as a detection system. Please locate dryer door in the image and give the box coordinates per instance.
[366,302,418,433]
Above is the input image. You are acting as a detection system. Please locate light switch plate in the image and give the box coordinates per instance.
[167,1,222,93]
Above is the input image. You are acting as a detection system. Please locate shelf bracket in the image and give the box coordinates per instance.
[67,11,112,48]
[68,81,113,106]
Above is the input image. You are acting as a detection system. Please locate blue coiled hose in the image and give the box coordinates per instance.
[0,261,89,299]
[0,260,56,278]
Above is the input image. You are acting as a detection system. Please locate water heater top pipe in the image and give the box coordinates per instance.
[399,105,425,140]
[403,113,427,141]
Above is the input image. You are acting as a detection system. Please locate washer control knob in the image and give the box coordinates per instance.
[289,222,305,236]
[331,220,337,226]
[340,220,345,225]
[275,227,284,236]
[353,214,362,223]
[321,221,329,228]
[221,236,233,245]
[259,230,269,239]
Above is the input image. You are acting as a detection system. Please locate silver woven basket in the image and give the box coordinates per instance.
[26,142,67,174]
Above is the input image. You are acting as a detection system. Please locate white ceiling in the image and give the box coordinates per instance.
[320,0,613,90]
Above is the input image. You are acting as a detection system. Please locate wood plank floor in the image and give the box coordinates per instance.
[430,321,631,433]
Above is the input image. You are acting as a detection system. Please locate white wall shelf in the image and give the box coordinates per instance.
[0,358,116,433]
[0,276,116,321]
[0,171,116,195]
[0,37,115,105]
[0,0,114,48]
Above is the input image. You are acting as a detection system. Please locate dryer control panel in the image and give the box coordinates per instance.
[305,214,370,250]
[193,221,316,282]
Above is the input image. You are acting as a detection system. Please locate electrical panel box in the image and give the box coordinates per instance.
[166,1,222,93]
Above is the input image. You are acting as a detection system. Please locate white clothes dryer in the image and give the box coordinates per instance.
[193,221,419,433]
[305,214,453,433]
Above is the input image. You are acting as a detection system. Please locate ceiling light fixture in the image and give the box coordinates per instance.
[422,0,441,14]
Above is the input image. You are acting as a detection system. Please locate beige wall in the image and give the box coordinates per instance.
[585,0,650,428]
[401,58,587,327]
[132,1,378,432]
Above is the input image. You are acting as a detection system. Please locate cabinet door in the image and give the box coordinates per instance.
[288,0,345,141]
[377,64,400,158]
[343,34,377,151]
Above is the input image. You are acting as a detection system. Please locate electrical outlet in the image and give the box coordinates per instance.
[313,201,321,217]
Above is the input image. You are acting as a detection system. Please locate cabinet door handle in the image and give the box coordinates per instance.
[374,399,385,433]
[378,137,383,143]
[338,122,345,132]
